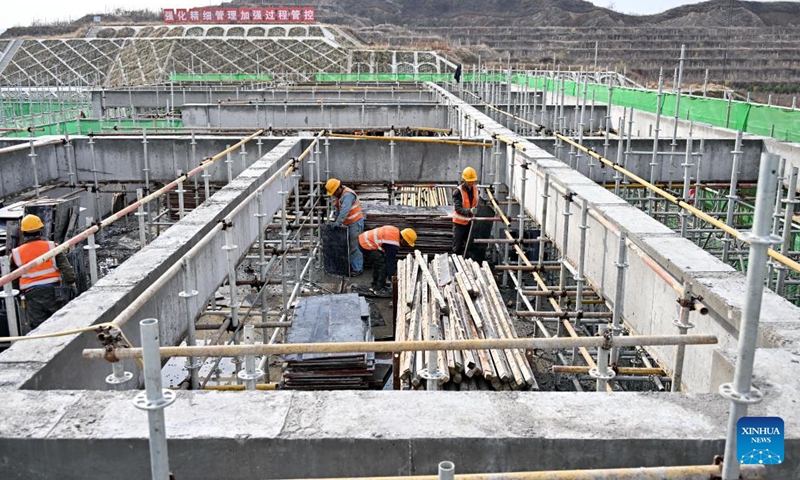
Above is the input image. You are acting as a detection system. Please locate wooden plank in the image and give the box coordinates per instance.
[475,262,529,389]
[405,257,419,306]
[400,284,421,380]
[414,249,448,313]
[454,271,483,329]
[443,285,475,374]
[455,255,480,295]
[467,261,513,386]
[480,262,538,389]
[395,259,407,342]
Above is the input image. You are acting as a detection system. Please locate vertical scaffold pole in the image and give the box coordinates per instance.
[134,318,175,480]
[720,154,780,480]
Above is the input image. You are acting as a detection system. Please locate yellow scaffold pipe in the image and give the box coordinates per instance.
[555,132,800,275]
[82,334,718,361]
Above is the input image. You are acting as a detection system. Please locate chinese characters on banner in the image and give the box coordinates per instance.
[163,7,315,23]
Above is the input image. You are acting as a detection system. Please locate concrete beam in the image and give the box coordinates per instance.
[0,138,301,390]
[0,389,796,479]
[181,103,449,130]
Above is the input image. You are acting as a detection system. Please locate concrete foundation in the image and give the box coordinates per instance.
[1,82,799,479]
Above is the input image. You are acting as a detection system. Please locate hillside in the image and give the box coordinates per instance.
[3,0,800,38]
[302,0,800,28]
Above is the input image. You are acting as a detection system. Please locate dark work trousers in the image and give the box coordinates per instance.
[453,223,471,257]
[23,286,64,329]
[362,247,386,290]
[453,222,486,262]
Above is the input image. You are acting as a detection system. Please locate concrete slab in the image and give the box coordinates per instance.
[692,275,800,343]
[0,390,85,438]
[0,284,132,365]
[640,236,737,277]
[573,186,630,206]
[594,204,677,237]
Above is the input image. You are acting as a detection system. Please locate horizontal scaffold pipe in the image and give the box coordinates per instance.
[0,129,266,290]
[301,463,765,480]
[552,365,665,375]
[0,137,64,155]
[109,134,323,329]
[82,334,718,360]
[328,133,491,148]
[553,131,800,276]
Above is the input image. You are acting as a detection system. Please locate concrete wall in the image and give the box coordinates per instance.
[1,85,800,479]
[67,136,285,183]
[530,138,764,184]
[311,138,488,184]
[92,88,434,114]
[605,104,800,182]
[0,138,301,391]
[432,83,800,392]
[181,103,450,130]
[1,389,797,480]
[0,139,61,199]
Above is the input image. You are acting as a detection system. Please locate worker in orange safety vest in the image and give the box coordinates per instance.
[10,214,76,328]
[326,178,366,276]
[452,166,482,259]
[358,226,417,295]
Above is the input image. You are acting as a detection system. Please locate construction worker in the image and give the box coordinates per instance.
[326,178,365,276]
[452,166,481,258]
[10,214,76,328]
[358,226,416,295]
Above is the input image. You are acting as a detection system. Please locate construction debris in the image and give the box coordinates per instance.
[396,252,538,391]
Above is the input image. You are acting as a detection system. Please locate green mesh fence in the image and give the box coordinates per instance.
[6,73,799,140]
[2,119,182,138]
[1,100,86,118]
[507,75,799,142]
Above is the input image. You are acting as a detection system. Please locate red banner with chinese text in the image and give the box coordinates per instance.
[161,7,315,24]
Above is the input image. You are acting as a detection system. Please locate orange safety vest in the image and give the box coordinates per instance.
[452,183,478,225]
[334,186,364,226]
[11,240,61,290]
[359,226,400,252]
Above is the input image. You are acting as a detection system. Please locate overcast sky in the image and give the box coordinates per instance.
[0,1,786,33]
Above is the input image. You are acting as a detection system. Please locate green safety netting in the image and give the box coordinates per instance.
[1,119,181,138]
[5,73,799,141]
[1,101,86,118]
[746,104,800,142]
[505,75,798,143]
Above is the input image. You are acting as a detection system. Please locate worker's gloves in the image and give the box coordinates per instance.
[331,222,344,229]
[469,207,479,216]
[69,283,78,298]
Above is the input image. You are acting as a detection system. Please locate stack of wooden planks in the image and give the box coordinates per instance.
[282,294,376,390]
[397,185,451,207]
[363,203,453,256]
[395,252,538,391]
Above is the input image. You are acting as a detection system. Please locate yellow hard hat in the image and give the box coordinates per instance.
[325,178,341,196]
[401,228,417,248]
[21,214,44,232]
[462,167,478,182]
